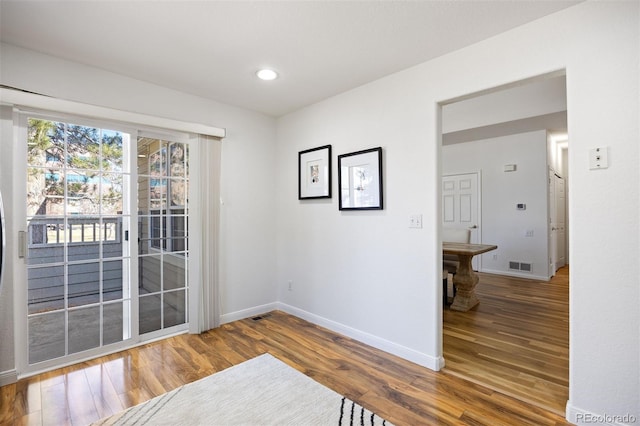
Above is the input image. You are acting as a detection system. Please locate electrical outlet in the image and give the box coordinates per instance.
[409,214,423,229]
[525,230,534,237]
[492,254,498,261]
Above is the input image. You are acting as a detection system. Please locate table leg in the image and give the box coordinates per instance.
[449,254,480,311]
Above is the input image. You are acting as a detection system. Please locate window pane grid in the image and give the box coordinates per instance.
[26,117,130,365]
[137,137,189,335]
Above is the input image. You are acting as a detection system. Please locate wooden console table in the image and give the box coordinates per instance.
[443,242,498,312]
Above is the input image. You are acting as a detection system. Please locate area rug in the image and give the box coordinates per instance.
[92,353,393,425]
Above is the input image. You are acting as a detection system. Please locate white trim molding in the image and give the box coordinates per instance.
[219,303,280,325]
[277,303,444,371]
[480,268,549,282]
[219,302,443,371]
[0,369,18,387]
[0,87,226,139]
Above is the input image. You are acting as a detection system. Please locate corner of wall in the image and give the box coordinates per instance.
[219,302,279,325]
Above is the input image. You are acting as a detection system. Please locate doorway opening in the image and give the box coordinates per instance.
[439,72,570,415]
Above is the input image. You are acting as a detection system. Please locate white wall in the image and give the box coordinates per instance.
[276,2,639,422]
[0,44,278,377]
[443,131,549,279]
[1,1,638,421]
[442,75,567,133]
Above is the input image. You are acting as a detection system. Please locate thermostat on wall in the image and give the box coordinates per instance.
[517,203,526,210]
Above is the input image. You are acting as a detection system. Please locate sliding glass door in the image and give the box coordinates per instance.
[19,113,191,372]
[25,117,132,365]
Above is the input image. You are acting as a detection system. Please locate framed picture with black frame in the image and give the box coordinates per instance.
[338,147,383,210]
[298,145,332,199]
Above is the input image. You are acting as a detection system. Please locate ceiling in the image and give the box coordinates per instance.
[0,1,580,117]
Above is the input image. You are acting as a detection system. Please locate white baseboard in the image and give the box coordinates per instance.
[0,369,17,387]
[276,302,444,371]
[565,401,586,425]
[219,302,279,325]
[480,268,549,281]
[566,400,638,425]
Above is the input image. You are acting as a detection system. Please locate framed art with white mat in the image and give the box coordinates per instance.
[298,145,332,199]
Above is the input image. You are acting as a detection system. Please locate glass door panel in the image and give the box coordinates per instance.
[25,117,131,366]
[136,137,189,336]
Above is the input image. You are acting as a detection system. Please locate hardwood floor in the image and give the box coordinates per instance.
[0,310,570,425]
[443,266,569,416]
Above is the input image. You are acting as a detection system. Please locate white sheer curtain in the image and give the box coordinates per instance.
[189,134,222,333]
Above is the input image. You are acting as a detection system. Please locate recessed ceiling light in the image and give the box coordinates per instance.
[256,69,278,81]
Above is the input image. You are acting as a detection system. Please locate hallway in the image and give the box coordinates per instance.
[443,267,569,415]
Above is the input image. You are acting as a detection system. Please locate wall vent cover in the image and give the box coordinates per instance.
[509,261,532,272]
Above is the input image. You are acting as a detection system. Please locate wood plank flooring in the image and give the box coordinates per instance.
[443,266,569,416]
[0,310,570,425]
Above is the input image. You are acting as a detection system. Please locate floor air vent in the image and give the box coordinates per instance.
[509,261,532,272]
[252,313,272,321]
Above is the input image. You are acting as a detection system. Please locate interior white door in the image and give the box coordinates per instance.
[549,169,566,274]
[555,174,566,269]
[442,172,480,270]
[549,169,557,275]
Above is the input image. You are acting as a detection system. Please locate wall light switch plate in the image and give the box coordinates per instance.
[589,147,609,170]
[409,214,423,229]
